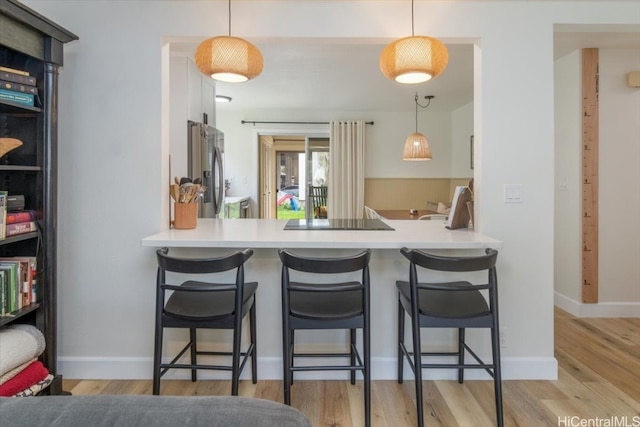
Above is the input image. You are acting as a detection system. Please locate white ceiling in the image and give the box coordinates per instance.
[170,27,639,115]
[171,39,475,114]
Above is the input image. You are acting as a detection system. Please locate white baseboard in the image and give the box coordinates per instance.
[554,292,640,318]
[59,355,557,381]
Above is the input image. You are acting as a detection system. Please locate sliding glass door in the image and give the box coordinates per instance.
[305,137,329,220]
[258,133,329,219]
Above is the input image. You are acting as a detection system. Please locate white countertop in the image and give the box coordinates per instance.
[141,218,503,249]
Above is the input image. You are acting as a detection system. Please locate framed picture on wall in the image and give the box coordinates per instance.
[470,135,474,169]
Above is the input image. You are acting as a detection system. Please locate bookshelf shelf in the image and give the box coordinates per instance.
[0,99,41,113]
[0,302,40,327]
[0,231,38,245]
[0,0,78,397]
[0,165,42,172]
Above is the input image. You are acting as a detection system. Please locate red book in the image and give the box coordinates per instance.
[5,210,36,225]
[5,221,36,237]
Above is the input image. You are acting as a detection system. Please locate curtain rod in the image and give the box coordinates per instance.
[241,120,374,126]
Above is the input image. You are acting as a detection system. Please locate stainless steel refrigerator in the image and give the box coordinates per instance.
[187,120,224,218]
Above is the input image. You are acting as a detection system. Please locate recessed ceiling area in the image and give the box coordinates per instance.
[171,38,474,114]
[169,25,639,115]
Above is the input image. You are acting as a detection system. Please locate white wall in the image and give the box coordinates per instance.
[22,0,640,380]
[599,49,640,305]
[555,47,640,317]
[554,51,582,302]
[451,102,474,178]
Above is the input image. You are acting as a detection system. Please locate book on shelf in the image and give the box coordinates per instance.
[0,88,34,107]
[6,210,36,225]
[0,65,30,77]
[0,192,6,240]
[0,257,35,310]
[5,221,37,237]
[0,262,19,313]
[0,257,36,314]
[0,270,8,316]
[0,67,36,86]
[0,270,5,316]
[0,79,37,95]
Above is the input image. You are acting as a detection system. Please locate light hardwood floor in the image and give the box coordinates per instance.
[63,308,640,426]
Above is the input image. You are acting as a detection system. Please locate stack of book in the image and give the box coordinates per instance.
[0,65,38,107]
[0,257,37,315]
[0,192,37,240]
[4,210,37,238]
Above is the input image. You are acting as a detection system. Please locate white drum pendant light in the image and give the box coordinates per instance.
[195,0,263,82]
[380,0,448,84]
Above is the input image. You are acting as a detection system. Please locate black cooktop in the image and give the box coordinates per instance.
[284,219,394,231]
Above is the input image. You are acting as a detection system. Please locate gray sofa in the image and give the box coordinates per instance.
[0,395,312,427]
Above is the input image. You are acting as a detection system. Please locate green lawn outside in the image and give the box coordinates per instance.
[277,203,306,219]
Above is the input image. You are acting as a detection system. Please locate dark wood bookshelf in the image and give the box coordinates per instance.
[0,0,78,396]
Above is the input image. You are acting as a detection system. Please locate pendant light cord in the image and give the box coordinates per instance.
[414,94,419,133]
[228,0,231,36]
[411,0,415,36]
[414,94,434,132]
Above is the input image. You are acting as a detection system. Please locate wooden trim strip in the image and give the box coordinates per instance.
[581,48,599,304]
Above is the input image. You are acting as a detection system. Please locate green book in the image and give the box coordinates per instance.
[0,88,34,106]
[0,262,18,312]
[0,270,6,316]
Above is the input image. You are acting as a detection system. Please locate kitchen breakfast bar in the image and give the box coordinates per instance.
[141,218,503,380]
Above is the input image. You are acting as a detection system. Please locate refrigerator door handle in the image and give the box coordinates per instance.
[202,170,212,203]
[213,146,224,215]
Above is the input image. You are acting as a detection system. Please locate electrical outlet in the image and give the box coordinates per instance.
[499,328,508,348]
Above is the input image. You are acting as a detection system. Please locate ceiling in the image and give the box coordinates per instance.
[170,28,639,115]
[171,39,475,114]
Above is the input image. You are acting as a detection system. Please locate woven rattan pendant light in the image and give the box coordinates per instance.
[195,0,263,82]
[380,0,448,84]
[403,94,432,161]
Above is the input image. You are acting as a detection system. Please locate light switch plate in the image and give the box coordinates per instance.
[504,184,523,203]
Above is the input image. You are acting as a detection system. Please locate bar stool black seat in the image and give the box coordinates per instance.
[278,249,372,427]
[396,247,502,427]
[153,247,258,396]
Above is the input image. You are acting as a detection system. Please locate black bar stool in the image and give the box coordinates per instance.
[396,247,503,427]
[278,249,371,427]
[153,247,258,396]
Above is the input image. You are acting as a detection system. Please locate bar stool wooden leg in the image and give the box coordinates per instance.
[190,328,197,382]
[397,298,405,383]
[411,311,424,427]
[250,301,258,384]
[152,322,163,395]
[350,329,356,384]
[457,327,465,384]
[492,325,504,427]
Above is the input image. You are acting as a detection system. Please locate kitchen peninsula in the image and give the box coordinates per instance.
[141,219,503,380]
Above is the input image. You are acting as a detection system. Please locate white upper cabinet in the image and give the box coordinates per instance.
[170,56,217,179]
[201,73,216,127]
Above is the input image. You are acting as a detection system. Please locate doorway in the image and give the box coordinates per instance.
[277,150,305,219]
[305,137,329,220]
[258,134,330,219]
